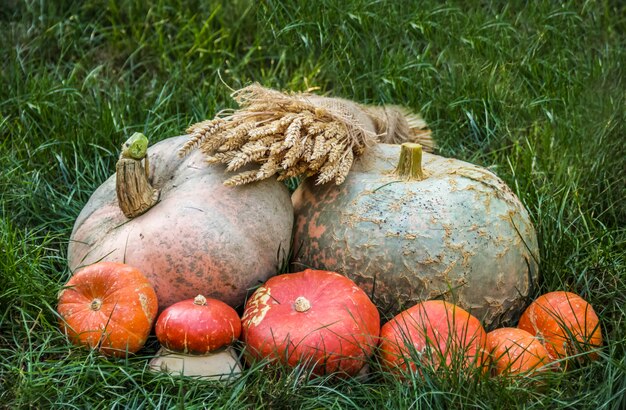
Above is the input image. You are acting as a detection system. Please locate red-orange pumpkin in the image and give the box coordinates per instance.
[67,135,294,310]
[155,294,241,355]
[486,327,550,376]
[379,300,487,375]
[57,262,158,357]
[241,269,380,376]
[518,291,602,361]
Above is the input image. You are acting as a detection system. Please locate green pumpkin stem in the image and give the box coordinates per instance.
[116,133,160,218]
[395,142,424,181]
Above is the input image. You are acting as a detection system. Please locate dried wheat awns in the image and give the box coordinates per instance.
[179,84,433,186]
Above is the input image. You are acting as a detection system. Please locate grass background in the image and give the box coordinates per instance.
[1,0,624,408]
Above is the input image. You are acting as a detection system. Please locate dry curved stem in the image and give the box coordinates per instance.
[116,133,160,218]
[179,83,434,186]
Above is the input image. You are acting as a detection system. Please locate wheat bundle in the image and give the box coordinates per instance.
[179,84,433,186]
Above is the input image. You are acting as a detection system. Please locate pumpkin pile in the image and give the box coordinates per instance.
[376,291,602,379]
[58,85,602,382]
[57,261,602,379]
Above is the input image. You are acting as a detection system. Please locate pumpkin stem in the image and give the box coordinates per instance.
[395,142,424,181]
[194,294,207,306]
[116,133,160,218]
[294,296,311,312]
[90,298,102,311]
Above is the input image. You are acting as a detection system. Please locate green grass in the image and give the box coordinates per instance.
[1,0,625,408]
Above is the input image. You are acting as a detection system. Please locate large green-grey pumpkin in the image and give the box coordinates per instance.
[292,143,539,329]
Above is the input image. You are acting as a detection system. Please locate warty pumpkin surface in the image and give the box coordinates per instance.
[67,135,294,310]
[292,143,539,329]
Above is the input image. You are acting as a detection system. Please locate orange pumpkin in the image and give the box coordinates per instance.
[486,327,550,376]
[379,300,487,375]
[57,262,158,357]
[518,291,602,361]
[241,269,380,376]
[155,294,241,355]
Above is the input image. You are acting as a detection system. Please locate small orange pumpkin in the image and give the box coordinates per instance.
[379,300,487,375]
[155,294,241,355]
[57,262,158,357]
[518,291,602,361]
[486,327,550,376]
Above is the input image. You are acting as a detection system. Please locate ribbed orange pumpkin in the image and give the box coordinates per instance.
[155,294,241,355]
[518,291,602,361]
[379,300,487,375]
[241,269,380,376]
[486,327,550,376]
[57,262,158,357]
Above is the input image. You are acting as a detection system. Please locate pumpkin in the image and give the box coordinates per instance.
[155,294,241,355]
[67,133,294,310]
[241,269,380,376]
[57,261,158,357]
[517,291,602,361]
[486,327,550,376]
[379,300,487,375]
[292,142,539,329]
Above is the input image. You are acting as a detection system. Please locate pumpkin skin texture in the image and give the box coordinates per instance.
[67,135,294,310]
[292,143,539,329]
[379,300,487,375]
[486,327,550,376]
[517,291,602,361]
[57,262,158,357]
[241,269,380,376]
[155,295,241,355]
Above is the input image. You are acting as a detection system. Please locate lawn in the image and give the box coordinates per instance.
[1,0,624,408]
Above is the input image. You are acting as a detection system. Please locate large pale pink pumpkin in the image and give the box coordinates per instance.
[292,143,539,329]
[68,135,294,310]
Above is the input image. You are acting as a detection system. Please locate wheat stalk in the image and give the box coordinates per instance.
[179,84,433,186]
